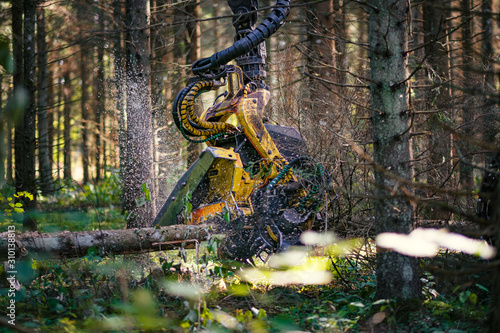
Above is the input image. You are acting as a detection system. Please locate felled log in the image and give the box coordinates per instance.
[0,224,220,261]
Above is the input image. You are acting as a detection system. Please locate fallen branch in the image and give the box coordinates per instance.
[0,224,220,261]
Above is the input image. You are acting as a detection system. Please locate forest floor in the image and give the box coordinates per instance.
[0,202,492,332]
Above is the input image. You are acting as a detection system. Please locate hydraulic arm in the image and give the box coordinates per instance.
[154,0,331,262]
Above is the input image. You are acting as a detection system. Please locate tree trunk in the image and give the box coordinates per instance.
[423,0,452,219]
[150,0,170,207]
[369,0,419,302]
[185,0,202,166]
[113,0,127,210]
[0,223,219,261]
[10,0,24,187]
[124,0,156,228]
[80,44,90,184]
[47,63,55,182]
[481,0,496,162]
[489,180,500,333]
[0,75,4,185]
[333,0,346,87]
[459,0,474,188]
[95,2,105,183]
[37,2,53,195]
[56,73,63,180]
[304,0,347,167]
[63,69,72,180]
[305,0,335,122]
[15,0,38,231]
[7,116,13,184]
[12,0,23,99]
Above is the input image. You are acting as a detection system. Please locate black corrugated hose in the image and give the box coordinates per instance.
[191,0,291,77]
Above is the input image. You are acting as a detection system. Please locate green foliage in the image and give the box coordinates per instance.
[0,241,491,332]
[0,192,491,333]
[0,191,31,216]
[181,191,193,224]
[0,176,125,233]
[47,171,122,209]
[136,182,151,208]
[0,188,33,227]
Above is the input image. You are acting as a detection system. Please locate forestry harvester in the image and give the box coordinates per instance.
[153,0,331,262]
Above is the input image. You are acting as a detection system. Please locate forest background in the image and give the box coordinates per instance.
[0,0,499,332]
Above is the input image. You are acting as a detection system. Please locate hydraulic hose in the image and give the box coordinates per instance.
[179,80,237,137]
[172,83,197,136]
[192,0,291,76]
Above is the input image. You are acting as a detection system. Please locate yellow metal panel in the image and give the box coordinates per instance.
[208,147,237,160]
[235,90,284,179]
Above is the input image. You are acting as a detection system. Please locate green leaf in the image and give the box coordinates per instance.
[459,291,470,304]
[223,210,231,223]
[185,202,193,213]
[476,284,489,292]
[141,183,151,202]
[468,293,477,305]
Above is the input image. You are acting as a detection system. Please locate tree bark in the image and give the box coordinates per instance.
[369,0,420,302]
[80,44,90,184]
[63,69,72,180]
[7,116,13,184]
[12,0,23,97]
[489,180,500,332]
[0,223,219,261]
[423,0,452,220]
[481,0,497,162]
[56,73,63,179]
[124,0,156,228]
[37,2,53,195]
[113,0,127,210]
[185,0,202,166]
[304,0,347,169]
[149,0,170,207]
[47,63,55,182]
[458,0,474,188]
[305,0,335,123]
[95,1,106,183]
[15,0,38,231]
[0,75,4,185]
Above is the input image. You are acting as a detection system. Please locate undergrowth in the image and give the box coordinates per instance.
[0,240,491,332]
[0,181,492,332]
